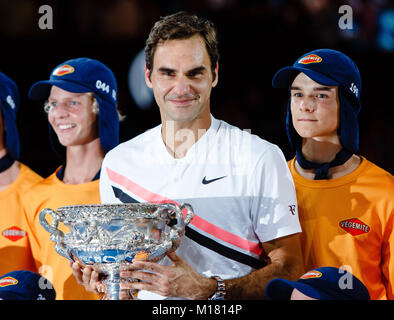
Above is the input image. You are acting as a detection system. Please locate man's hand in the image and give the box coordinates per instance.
[120,252,217,300]
[69,261,104,295]
[69,254,216,300]
[69,233,303,300]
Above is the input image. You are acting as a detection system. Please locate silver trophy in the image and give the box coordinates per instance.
[39,202,194,300]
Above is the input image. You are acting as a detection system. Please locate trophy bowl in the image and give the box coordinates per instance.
[39,202,194,300]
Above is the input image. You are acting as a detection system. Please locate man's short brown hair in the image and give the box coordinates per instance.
[144,11,219,81]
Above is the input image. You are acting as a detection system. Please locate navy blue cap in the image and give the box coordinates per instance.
[272,49,362,155]
[28,58,119,158]
[265,267,370,300]
[0,270,56,300]
[272,49,361,101]
[0,72,20,160]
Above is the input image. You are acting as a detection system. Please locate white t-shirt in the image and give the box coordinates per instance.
[100,115,301,298]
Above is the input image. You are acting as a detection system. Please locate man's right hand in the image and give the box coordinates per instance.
[70,261,104,295]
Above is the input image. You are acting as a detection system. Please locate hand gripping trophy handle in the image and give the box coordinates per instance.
[39,208,71,260]
[38,203,194,300]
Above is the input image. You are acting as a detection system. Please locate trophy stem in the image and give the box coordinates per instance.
[105,268,121,300]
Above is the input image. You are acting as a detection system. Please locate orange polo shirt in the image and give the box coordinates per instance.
[22,167,101,300]
[289,156,394,300]
[0,163,43,275]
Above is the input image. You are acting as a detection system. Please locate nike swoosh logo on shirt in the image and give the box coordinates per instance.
[202,175,227,185]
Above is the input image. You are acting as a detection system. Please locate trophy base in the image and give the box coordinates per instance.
[101,289,139,300]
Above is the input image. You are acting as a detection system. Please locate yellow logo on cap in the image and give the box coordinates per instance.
[52,65,75,76]
[300,270,322,280]
[0,276,18,287]
[298,54,322,64]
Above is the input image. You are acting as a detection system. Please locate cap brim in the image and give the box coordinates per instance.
[265,278,295,300]
[265,278,330,300]
[0,270,56,300]
[272,66,339,88]
[0,291,30,300]
[28,80,93,100]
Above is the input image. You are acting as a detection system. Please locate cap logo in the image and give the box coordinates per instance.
[298,54,322,64]
[350,83,359,98]
[6,95,16,109]
[0,276,18,287]
[2,226,27,242]
[52,64,75,76]
[300,270,322,280]
[96,80,110,94]
[339,218,370,236]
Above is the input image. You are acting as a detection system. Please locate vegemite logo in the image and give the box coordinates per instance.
[2,226,27,242]
[298,54,322,64]
[0,276,18,287]
[300,270,322,280]
[52,64,74,76]
[339,218,370,236]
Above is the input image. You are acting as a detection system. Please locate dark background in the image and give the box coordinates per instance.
[1,0,393,177]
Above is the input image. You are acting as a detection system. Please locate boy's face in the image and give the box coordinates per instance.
[47,86,98,147]
[290,288,317,300]
[290,72,340,143]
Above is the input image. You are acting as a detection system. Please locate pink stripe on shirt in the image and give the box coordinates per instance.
[106,167,263,256]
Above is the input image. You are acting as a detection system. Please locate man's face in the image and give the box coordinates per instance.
[47,86,98,147]
[290,72,339,142]
[145,34,218,125]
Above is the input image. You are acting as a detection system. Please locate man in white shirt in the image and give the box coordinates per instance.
[72,11,303,300]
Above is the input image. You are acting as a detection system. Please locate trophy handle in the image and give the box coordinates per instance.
[179,203,194,226]
[39,208,60,234]
[157,202,194,252]
[159,203,194,232]
[39,208,70,260]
